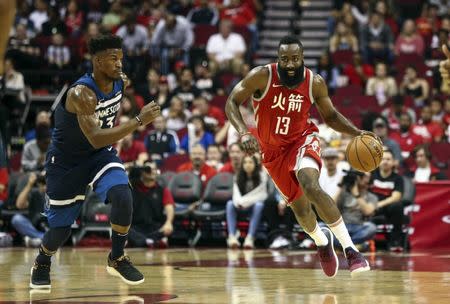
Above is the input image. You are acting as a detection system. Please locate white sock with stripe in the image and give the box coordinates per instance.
[305,222,329,247]
[328,217,358,251]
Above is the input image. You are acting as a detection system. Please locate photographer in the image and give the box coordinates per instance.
[11,172,47,247]
[128,161,175,248]
[335,170,378,249]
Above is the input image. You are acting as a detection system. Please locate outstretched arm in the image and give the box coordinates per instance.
[313,74,361,137]
[225,66,268,152]
[66,85,160,149]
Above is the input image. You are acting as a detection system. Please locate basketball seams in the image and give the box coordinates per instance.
[359,137,377,170]
[354,138,368,172]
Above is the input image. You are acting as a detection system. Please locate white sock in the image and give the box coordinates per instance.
[328,217,358,251]
[305,222,329,246]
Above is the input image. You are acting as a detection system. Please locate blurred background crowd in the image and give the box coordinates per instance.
[0,0,449,253]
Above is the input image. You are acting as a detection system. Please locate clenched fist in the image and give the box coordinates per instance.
[138,101,161,125]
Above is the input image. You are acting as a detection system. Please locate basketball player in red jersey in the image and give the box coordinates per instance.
[226,36,378,277]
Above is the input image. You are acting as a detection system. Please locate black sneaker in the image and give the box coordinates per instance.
[106,254,144,285]
[30,261,51,289]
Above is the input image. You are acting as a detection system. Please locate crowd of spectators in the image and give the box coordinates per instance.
[0,0,449,252]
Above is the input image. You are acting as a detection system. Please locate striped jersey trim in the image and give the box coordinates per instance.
[95,93,122,110]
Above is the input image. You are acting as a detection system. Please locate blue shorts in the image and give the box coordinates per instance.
[44,147,129,228]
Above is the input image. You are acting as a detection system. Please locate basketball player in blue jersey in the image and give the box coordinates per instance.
[30,35,161,288]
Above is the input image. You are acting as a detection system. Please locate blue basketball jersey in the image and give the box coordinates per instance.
[50,73,124,158]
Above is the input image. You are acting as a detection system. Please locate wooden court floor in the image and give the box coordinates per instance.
[0,247,449,304]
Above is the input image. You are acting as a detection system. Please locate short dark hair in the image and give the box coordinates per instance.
[383,148,393,157]
[279,35,303,49]
[88,35,122,55]
[413,144,431,160]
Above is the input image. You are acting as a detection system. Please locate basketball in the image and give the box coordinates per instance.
[345,135,384,172]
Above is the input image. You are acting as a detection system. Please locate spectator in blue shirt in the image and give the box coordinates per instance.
[180,115,214,153]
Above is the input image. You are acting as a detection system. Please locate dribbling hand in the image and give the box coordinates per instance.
[360,130,383,147]
[138,101,161,125]
[240,132,260,155]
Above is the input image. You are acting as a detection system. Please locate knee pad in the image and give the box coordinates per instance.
[43,226,72,251]
[107,184,133,226]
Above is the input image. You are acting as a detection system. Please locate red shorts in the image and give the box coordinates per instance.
[261,134,322,203]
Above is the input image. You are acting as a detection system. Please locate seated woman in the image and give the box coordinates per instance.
[399,66,429,107]
[366,62,398,106]
[226,155,268,249]
[329,21,358,53]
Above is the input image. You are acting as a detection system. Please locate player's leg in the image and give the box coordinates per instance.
[95,169,144,285]
[290,194,338,277]
[296,165,370,276]
[30,203,81,289]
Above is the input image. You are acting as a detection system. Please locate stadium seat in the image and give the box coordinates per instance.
[168,172,202,217]
[157,171,176,188]
[210,95,227,109]
[71,189,112,245]
[353,95,380,113]
[160,154,190,172]
[233,25,251,46]
[394,54,427,76]
[193,24,217,47]
[331,50,354,66]
[334,84,363,98]
[190,173,233,245]
[193,172,234,220]
[429,142,450,168]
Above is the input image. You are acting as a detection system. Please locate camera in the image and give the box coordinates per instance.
[339,169,364,191]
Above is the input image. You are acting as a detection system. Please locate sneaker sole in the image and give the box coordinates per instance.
[321,227,339,278]
[350,263,371,278]
[29,268,51,289]
[106,266,145,285]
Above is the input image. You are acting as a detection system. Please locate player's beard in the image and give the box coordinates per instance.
[277,63,305,88]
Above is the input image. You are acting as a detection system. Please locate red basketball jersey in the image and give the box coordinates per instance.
[252,63,319,151]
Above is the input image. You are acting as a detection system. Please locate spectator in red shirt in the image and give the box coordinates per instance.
[390,112,424,159]
[220,0,258,52]
[116,132,148,167]
[407,144,444,182]
[220,142,244,174]
[394,19,425,56]
[412,105,444,143]
[64,0,84,37]
[129,161,175,248]
[220,0,255,27]
[192,96,226,131]
[415,4,441,45]
[381,95,416,131]
[342,53,374,87]
[177,144,217,188]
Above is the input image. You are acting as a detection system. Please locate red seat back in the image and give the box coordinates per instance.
[193,24,217,47]
[331,50,354,66]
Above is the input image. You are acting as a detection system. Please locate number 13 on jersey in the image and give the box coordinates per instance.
[275,116,291,135]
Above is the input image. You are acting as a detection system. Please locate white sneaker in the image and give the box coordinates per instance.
[30,238,42,247]
[299,238,315,249]
[269,236,290,249]
[24,236,41,247]
[243,236,254,249]
[227,235,239,249]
